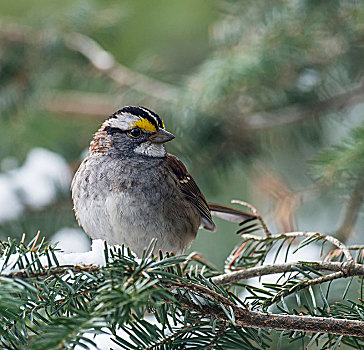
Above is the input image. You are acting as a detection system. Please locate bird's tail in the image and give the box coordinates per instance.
[208,203,257,223]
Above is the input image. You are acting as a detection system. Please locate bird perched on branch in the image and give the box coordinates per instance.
[71,106,255,256]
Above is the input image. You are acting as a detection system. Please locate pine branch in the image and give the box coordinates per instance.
[0,226,363,348]
[144,317,203,350]
[208,323,226,350]
[240,231,354,263]
[265,271,346,307]
[232,200,271,236]
[4,265,101,279]
[3,257,363,337]
[212,261,364,285]
[174,288,364,337]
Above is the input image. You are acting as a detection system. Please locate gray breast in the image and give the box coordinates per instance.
[72,154,200,256]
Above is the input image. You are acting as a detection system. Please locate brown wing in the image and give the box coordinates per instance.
[166,154,216,231]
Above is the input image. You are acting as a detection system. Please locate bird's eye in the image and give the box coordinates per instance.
[128,128,141,138]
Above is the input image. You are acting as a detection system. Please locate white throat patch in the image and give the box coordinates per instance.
[134,142,166,157]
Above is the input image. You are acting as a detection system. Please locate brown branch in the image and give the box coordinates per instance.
[64,33,180,102]
[337,176,364,243]
[212,261,364,285]
[183,298,364,337]
[169,281,364,337]
[47,83,364,120]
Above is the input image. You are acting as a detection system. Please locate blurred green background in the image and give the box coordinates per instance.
[1,0,364,348]
[0,0,363,270]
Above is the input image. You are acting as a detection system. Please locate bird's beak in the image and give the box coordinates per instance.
[148,129,175,143]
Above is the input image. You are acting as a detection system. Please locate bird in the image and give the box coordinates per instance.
[71,106,256,256]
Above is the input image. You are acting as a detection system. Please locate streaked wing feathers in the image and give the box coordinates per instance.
[166,154,216,231]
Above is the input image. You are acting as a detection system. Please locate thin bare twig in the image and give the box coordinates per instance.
[327,245,364,261]
[255,171,299,232]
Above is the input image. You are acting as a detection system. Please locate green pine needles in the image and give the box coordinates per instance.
[0,216,363,349]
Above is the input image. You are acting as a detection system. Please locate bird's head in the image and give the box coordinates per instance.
[90,106,174,157]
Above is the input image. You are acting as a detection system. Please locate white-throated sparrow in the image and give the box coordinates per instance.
[71,106,255,256]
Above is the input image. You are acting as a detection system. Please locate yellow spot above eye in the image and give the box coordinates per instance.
[133,119,157,132]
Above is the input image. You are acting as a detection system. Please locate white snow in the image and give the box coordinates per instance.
[0,175,23,221]
[296,69,320,92]
[76,315,161,350]
[77,330,120,350]
[52,227,90,253]
[0,239,137,275]
[10,148,72,209]
[0,148,72,223]
[0,239,122,274]
[56,239,109,267]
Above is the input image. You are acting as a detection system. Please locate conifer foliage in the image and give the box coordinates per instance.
[0,215,363,349]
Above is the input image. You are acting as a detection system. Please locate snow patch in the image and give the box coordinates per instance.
[0,175,23,221]
[11,148,72,209]
[75,315,161,350]
[52,227,90,253]
[0,148,72,223]
[0,239,134,275]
